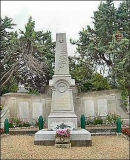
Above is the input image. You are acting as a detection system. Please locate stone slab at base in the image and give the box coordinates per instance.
[55,143,71,148]
[34,129,92,147]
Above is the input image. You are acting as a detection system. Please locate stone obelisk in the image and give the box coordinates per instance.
[48,33,77,130]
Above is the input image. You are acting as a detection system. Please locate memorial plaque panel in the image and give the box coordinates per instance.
[53,91,72,111]
[85,100,94,117]
[33,102,42,119]
[19,102,29,119]
[98,99,108,116]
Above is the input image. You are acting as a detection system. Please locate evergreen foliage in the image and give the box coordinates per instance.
[70,0,130,103]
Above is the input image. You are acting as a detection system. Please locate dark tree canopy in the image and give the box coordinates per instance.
[0,16,55,95]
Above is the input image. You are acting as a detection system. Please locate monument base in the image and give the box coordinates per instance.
[48,112,77,130]
[55,143,71,148]
[34,129,92,147]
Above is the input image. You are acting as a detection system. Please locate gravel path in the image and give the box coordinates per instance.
[1,134,129,159]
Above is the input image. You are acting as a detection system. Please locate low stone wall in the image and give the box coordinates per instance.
[1,93,51,126]
[0,89,129,127]
[75,89,129,126]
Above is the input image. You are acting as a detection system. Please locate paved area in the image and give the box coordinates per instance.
[1,135,129,159]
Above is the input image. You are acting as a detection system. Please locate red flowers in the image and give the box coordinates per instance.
[0,128,4,135]
[122,128,130,137]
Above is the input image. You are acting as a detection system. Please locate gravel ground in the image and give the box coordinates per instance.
[1,134,129,159]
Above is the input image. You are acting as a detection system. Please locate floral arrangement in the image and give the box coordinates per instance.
[56,123,71,129]
[55,129,70,138]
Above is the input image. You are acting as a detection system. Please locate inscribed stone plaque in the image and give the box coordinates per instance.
[33,102,42,119]
[53,90,72,111]
[9,98,16,118]
[19,102,29,119]
[85,100,94,117]
[98,99,108,116]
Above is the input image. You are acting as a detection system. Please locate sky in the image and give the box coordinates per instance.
[1,1,122,56]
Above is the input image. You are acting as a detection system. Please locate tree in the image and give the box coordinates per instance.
[0,16,18,93]
[69,56,111,92]
[16,16,55,93]
[91,73,111,91]
[69,56,94,92]
[70,0,118,91]
[113,0,130,106]
[1,16,55,95]
[70,0,118,76]
[70,0,130,98]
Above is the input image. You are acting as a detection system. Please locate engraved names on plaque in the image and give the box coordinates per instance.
[53,93,72,110]
[98,99,108,116]
[33,102,42,119]
[85,100,95,117]
[19,102,29,119]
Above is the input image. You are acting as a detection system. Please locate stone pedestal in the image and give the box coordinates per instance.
[48,112,77,130]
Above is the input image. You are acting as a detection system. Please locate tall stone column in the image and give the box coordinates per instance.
[48,33,77,130]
